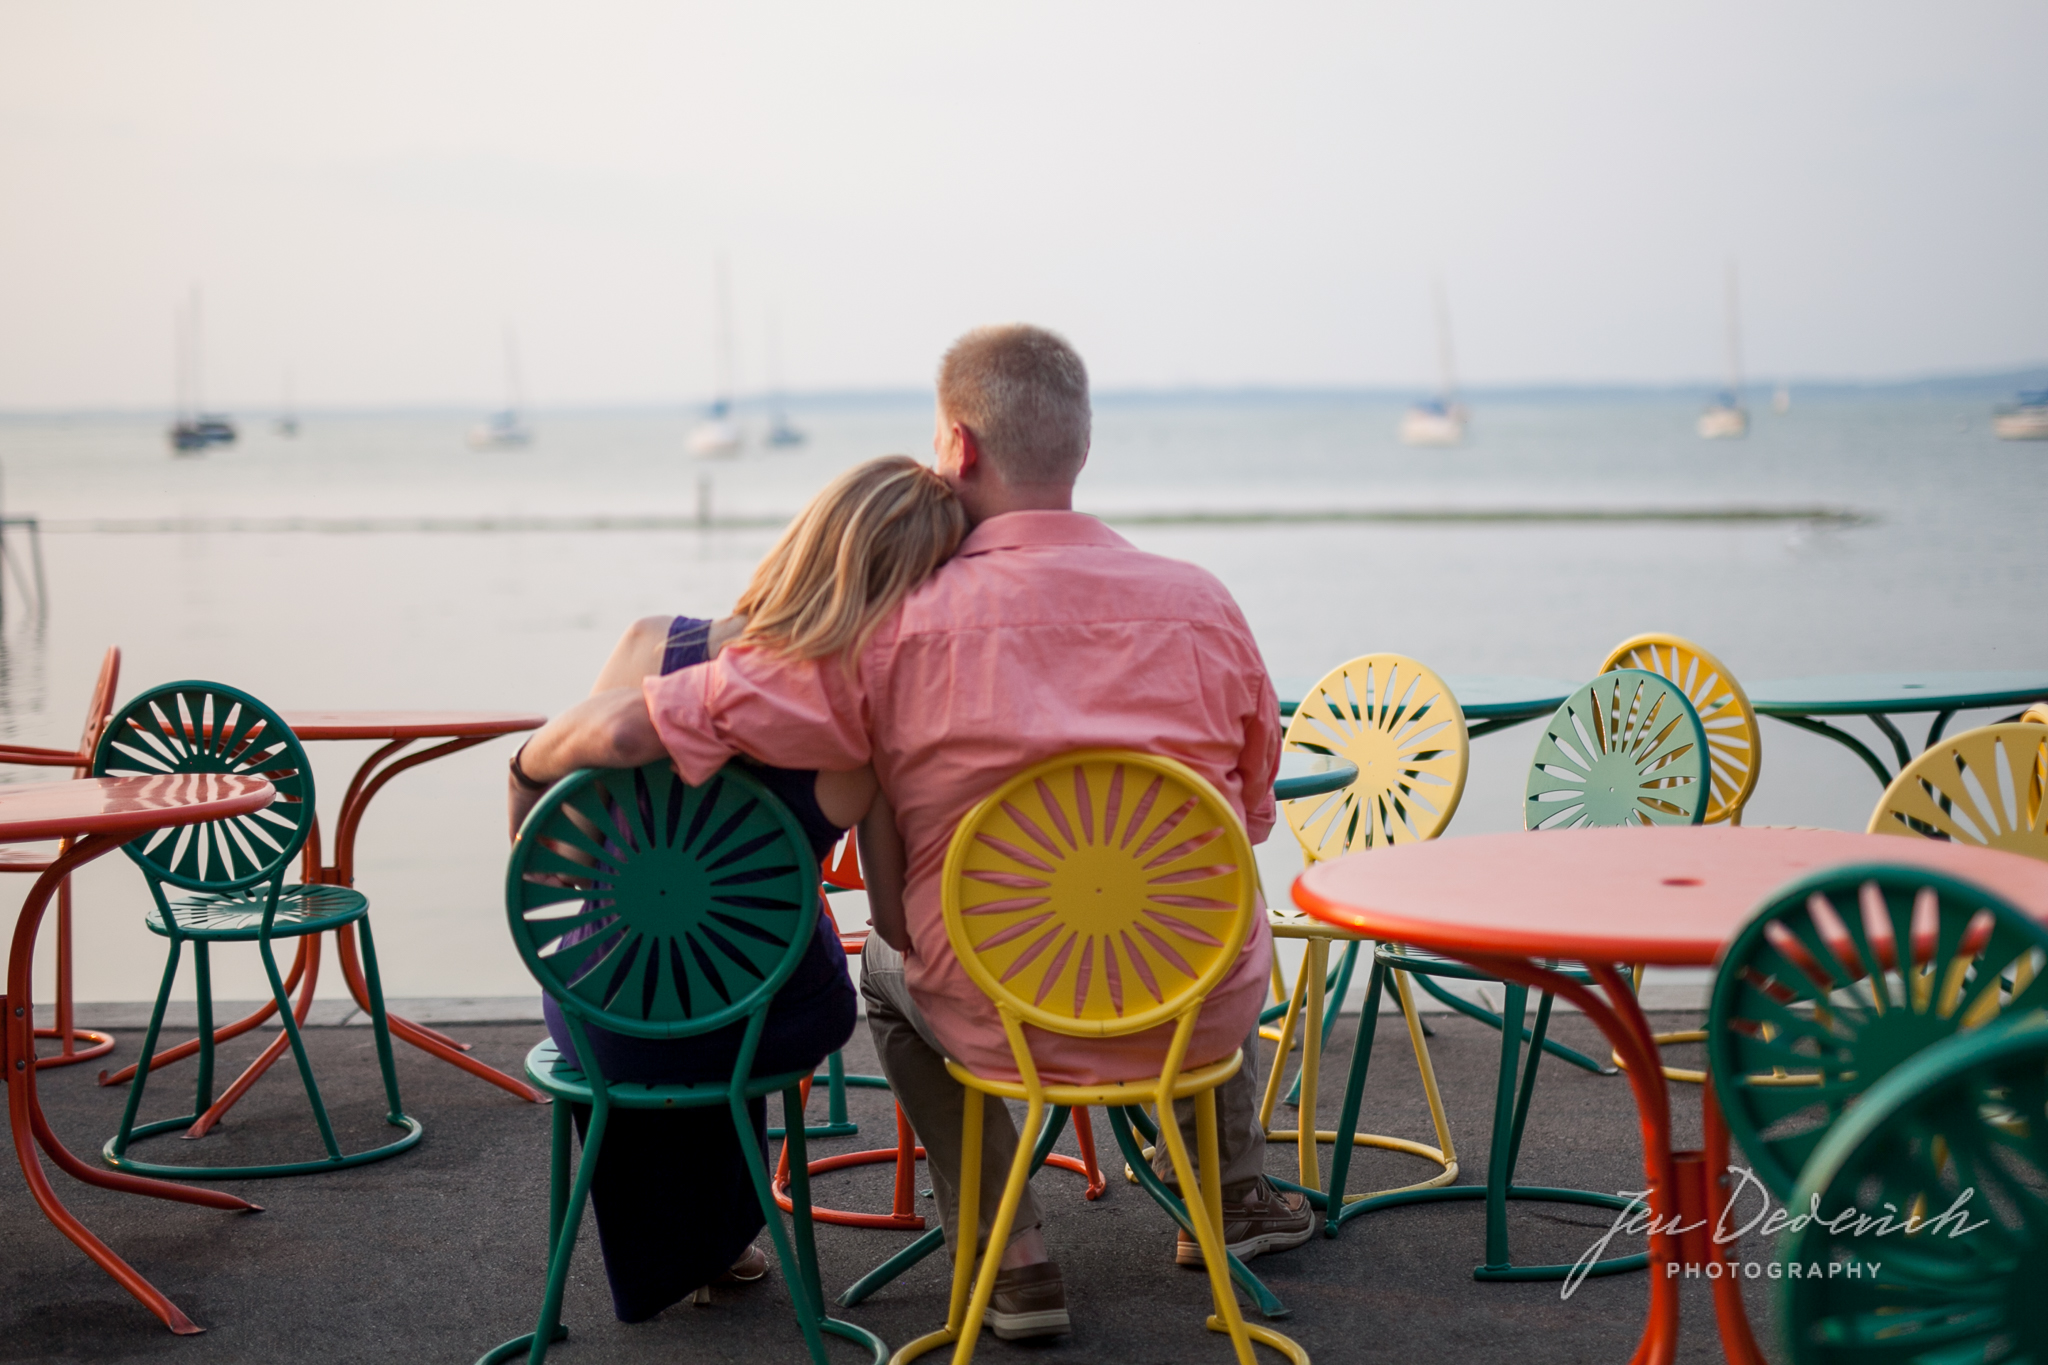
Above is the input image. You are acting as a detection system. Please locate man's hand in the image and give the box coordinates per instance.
[508,686,667,840]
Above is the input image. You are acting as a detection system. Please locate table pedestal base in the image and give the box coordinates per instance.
[1466,957,1768,1365]
[6,835,265,1335]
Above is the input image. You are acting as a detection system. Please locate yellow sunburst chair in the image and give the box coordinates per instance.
[1262,654,1464,1213]
[1600,633,1763,1082]
[890,750,1305,1365]
[1869,720,2048,861]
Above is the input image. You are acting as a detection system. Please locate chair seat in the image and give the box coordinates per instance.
[1267,908,1367,942]
[0,843,60,873]
[522,1038,813,1110]
[944,1048,1244,1107]
[146,883,368,940]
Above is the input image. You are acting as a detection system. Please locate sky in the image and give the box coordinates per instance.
[1,2,2043,409]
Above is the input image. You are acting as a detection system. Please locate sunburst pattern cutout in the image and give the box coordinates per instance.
[950,754,1252,1027]
[1525,669,1705,829]
[513,763,813,1026]
[96,685,310,887]
[1600,634,1761,825]
[1283,654,1468,861]
[1711,867,2048,1202]
[1869,723,2048,859]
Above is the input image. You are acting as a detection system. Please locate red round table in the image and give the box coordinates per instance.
[101,711,548,1121]
[4,774,276,1335]
[1292,826,2048,1365]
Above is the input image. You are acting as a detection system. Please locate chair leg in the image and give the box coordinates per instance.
[1283,940,1357,1106]
[1160,1089,1257,1365]
[1103,1106,1291,1320]
[1277,956,1458,1224]
[952,1095,1045,1364]
[354,917,413,1127]
[529,1098,607,1364]
[190,942,216,1120]
[258,936,344,1162]
[735,1089,833,1365]
[110,937,185,1160]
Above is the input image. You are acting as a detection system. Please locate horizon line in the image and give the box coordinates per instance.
[3,361,2042,419]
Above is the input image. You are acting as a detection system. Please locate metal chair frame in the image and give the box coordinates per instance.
[94,681,419,1180]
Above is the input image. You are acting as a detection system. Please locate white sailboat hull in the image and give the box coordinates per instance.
[467,425,532,450]
[1698,405,1748,439]
[1993,407,2048,441]
[689,420,743,458]
[1399,407,1466,446]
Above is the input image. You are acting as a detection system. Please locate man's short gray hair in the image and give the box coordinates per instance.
[937,324,1090,485]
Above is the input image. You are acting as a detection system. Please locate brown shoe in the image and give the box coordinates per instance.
[1174,1177,1317,1267]
[988,1260,1070,1340]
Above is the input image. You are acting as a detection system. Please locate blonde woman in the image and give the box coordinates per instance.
[507,455,961,1323]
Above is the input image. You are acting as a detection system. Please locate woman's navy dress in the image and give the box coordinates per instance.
[542,616,858,1322]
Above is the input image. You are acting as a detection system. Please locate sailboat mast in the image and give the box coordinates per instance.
[1432,275,1458,406]
[1724,260,1743,403]
[189,286,205,417]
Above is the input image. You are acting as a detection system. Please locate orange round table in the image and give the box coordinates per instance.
[102,711,549,1121]
[1292,826,2048,1365]
[3,774,276,1335]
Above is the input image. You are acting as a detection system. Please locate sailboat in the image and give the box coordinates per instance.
[689,258,744,459]
[762,309,805,448]
[468,327,534,449]
[1993,389,2048,440]
[1698,263,1749,439]
[1398,277,1467,446]
[167,287,237,454]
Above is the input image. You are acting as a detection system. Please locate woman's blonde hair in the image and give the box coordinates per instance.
[733,456,967,661]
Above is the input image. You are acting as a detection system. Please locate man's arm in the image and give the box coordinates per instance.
[507,687,665,837]
[856,792,911,952]
[642,642,874,784]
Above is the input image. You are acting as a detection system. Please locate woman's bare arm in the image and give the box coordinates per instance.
[587,616,674,696]
[857,791,910,952]
[587,614,749,695]
[508,687,665,837]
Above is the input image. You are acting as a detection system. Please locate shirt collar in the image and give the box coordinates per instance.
[956,510,1132,558]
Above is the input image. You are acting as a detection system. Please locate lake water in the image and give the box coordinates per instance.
[0,392,2041,1005]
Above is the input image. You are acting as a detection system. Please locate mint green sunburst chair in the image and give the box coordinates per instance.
[480,759,885,1365]
[1332,669,1708,1282]
[95,681,420,1179]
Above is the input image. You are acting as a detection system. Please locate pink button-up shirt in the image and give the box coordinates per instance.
[645,510,1280,1084]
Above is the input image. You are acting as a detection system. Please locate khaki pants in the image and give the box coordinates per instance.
[860,935,1268,1257]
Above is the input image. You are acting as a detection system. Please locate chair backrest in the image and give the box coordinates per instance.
[1282,653,1468,862]
[941,749,1256,1044]
[1599,633,1760,825]
[1706,862,2048,1200]
[507,759,820,1041]
[1867,722,2048,861]
[92,680,313,892]
[1776,1008,2048,1365]
[1525,669,1708,830]
[70,646,121,777]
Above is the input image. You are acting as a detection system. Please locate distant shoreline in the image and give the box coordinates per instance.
[0,363,2042,420]
[38,505,1869,535]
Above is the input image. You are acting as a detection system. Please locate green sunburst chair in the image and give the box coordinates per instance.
[480,759,885,1365]
[96,680,420,1179]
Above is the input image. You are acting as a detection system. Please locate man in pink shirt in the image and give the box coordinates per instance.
[519,326,1311,1338]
